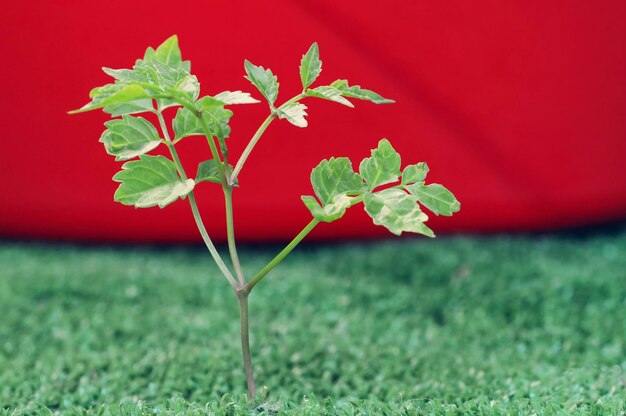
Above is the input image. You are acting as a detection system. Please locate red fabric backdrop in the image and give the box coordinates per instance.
[1,1,625,242]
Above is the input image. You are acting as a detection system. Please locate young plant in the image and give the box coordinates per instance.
[70,36,460,399]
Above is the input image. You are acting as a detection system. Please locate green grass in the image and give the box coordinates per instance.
[1,229,625,415]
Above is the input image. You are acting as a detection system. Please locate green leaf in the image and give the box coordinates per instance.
[173,74,200,99]
[102,67,146,83]
[406,182,460,216]
[173,107,202,140]
[152,35,183,67]
[402,162,429,185]
[363,189,434,237]
[196,96,225,109]
[198,97,233,140]
[134,36,197,110]
[244,60,279,106]
[113,155,195,208]
[214,90,260,105]
[304,156,366,222]
[310,157,365,205]
[130,60,178,89]
[300,42,322,90]
[148,66,199,110]
[331,79,394,104]
[301,194,353,223]
[103,99,154,116]
[141,35,190,72]
[69,84,151,114]
[100,115,162,161]
[71,36,195,114]
[277,102,308,128]
[173,99,232,141]
[196,159,223,184]
[359,139,401,189]
[306,86,354,108]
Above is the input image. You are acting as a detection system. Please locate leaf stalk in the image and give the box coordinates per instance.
[229,113,276,185]
[245,218,320,292]
[229,94,306,184]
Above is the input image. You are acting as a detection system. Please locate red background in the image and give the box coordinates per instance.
[1,1,626,242]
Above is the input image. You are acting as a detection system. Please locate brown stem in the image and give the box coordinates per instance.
[237,290,256,399]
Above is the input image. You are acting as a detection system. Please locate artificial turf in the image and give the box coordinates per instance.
[1,228,625,415]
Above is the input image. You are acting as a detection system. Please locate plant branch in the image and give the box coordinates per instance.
[245,218,320,292]
[188,193,238,288]
[156,109,238,288]
[244,194,366,292]
[229,113,275,184]
[224,186,245,286]
[229,94,306,184]
[196,113,225,174]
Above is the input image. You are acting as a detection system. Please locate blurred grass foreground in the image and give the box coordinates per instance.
[1,229,625,415]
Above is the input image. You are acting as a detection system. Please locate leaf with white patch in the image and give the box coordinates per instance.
[113,155,195,208]
[310,157,365,204]
[100,115,162,161]
[363,189,434,237]
[331,79,394,104]
[214,90,260,105]
[277,102,308,128]
[305,86,354,108]
[71,35,196,114]
[402,162,429,185]
[174,74,200,99]
[301,194,353,223]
